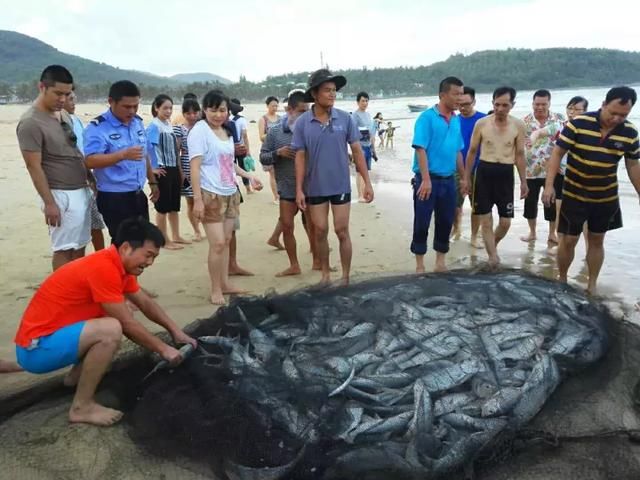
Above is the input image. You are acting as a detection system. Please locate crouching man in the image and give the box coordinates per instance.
[13,217,197,426]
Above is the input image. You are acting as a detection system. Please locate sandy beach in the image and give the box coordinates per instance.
[1,99,639,478]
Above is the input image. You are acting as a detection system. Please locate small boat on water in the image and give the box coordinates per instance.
[408,103,429,113]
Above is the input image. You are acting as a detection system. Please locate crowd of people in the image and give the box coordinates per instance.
[3,63,639,429]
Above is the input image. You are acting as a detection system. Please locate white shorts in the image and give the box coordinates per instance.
[41,188,92,252]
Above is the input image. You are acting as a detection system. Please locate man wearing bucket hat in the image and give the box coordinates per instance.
[292,69,374,285]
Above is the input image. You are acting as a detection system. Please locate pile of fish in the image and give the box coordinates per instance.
[184,272,609,479]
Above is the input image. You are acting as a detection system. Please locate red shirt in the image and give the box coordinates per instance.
[15,246,139,347]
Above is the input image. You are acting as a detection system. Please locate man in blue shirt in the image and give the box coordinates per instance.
[84,80,159,242]
[457,86,487,248]
[411,76,465,273]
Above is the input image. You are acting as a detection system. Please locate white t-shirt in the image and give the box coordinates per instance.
[231,115,247,145]
[187,120,237,196]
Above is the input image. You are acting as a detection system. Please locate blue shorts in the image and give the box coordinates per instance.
[362,146,372,171]
[16,321,86,374]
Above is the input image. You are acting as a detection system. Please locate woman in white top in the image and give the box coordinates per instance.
[258,96,281,202]
[188,91,263,305]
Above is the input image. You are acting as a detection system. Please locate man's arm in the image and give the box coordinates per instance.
[126,289,197,347]
[515,121,530,200]
[295,149,307,210]
[625,159,640,199]
[259,130,277,166]
[242,128,251,156]
[415,148,431,201]
[350,142,374,203]
[100,301,180,362]
[21,150,60,226]
[464,122,483,182]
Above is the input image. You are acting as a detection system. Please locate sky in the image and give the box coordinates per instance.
[1,0,639,82]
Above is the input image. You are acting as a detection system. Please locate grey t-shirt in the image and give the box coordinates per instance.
[351,109,373,148]
[259,118,296,199]
[17,107,88,190]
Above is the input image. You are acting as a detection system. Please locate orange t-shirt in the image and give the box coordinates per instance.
[14,246,139,347]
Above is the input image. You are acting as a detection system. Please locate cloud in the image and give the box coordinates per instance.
[15,17,50,39]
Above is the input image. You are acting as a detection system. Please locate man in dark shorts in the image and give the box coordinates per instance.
[260,90,315,276]
[543,86,640,294]
[84,80,159,242]
[293,69,374,285]
[463,87,528,267]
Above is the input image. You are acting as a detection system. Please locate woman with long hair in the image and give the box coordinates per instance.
[147,94,188,249]
[188,91,263,304]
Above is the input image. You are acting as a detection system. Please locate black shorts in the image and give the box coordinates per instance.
[307,193,351,205]
[554,174,564,200]
[472,161,514,218]
[97,189,149,241]
[558,197,622,235]
[154,166,181,214]
[280,197,296,203]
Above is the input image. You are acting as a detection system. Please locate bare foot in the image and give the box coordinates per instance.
[63,363,82,387]
[416,266,426,274]
[193,232,204,242]
[434,264,448,273]
[520,233,536,243]
[586,284,597,296]
[229,266,255,276]
[276,265,302,277]
[547,236,558,245]
[164,242,184,250]
[222,284,249,295]
[340,277,350,287]
[173,237,192,245]
[470,237,484,249]
[0,359,23,373]
[547,245,558,255]
[558,274,568,283]
[267,238,285,250]
[69,402,123,426]
[450,229,461,240]
[488,255,501,268]
[210,293,226,305]
[357,197,367,203]
[318,275,331,286]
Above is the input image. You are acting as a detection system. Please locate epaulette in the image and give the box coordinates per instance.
[89,115,106,126]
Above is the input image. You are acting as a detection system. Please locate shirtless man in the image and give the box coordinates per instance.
[463,87,528,266]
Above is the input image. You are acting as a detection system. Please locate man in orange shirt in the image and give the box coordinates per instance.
[14,218,197,427]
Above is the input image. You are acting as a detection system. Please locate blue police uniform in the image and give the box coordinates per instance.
[83,109,151,240]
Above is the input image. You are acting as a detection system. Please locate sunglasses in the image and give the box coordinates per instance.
[60,119,78,146]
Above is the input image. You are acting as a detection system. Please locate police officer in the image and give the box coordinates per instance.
[84,80,159,241]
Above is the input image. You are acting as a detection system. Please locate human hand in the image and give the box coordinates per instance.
[120,145,144,161]
[235,144,247,157]
[249,177,263,191]
[521,181,531,200]
[172,330,198,349]
[276,146,295,159]
[417,178,432,201]
[541,186,555,205]
[296,190,306,211]
[43,202,61,227]
[459,178,469,197]
[193,198,204,221]
[153,168,166,177]
[159,344,183,367]
[149,184,160,203]
[363,182,374,203]
[372,153,379,162]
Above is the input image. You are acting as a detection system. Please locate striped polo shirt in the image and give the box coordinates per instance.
[556,111,640,203]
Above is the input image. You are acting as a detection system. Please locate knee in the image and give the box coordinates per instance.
[314,224,329,239]
[280,217,295,234]
[100,318,123,344]
[587,235,604,248]
[498,218,511,229]
[334,226,349,241]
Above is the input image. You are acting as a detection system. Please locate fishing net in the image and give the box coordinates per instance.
[121,270,639,480]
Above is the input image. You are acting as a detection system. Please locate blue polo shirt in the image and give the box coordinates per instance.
[411,105,464,176]
[291,107,360,197]
[83,109,148,193]
[460,111,486,170]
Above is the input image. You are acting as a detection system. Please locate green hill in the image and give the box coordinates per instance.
[2,29,640,102]
[170,72,231,85]
[0,30,176,87]
[259,48,640,98]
